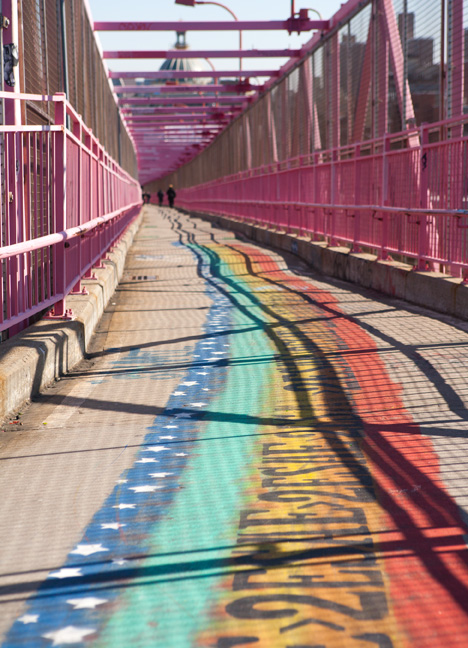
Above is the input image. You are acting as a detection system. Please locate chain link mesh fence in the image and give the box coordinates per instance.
[20,0,137,177]
[161,0,468,191]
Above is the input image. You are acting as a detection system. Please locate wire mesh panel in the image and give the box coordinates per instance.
[162,0,468,276]
[20,0,137,177]
[0,93,140,335]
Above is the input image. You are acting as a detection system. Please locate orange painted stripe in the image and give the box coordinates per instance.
[239,242,468,646]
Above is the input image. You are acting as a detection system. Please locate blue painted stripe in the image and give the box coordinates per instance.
[2,243,234,647]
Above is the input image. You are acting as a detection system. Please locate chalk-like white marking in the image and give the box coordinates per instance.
[42,626,96,645]
[18,615,39,624]
[70,544,109,557]
[49,568,82,579]
[67,597,108,610]
[129,485,163,493]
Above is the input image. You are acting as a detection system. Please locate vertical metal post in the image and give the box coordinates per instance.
[402,0,408,130]
[313,151,319,240]
[447,0,453,120]
[447,0,464,125]
[266,92,277,163]
[2,0,22,335]
[245,114,252,170]
[71,116,85,294]
[2,0,20,125]
[0,2,6,332]
[52,93,67,316]
[311,53,315,152]
[346,22,352,144]
[301,59,311,155]
[418,123,429,270]
[83,129,95,280]
[440,0,445,123]
[378,12,389,136]
[331,32,340,149]
[352,144,361,251]
[60,0,69,100]
[381,134,390,259]
[117,113,122,166]
[0,6,4,126]
[330,148,337,246]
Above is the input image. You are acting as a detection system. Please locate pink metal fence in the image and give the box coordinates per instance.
[0,92,141,336]
[157,0,468,278]
[177,117,468,276]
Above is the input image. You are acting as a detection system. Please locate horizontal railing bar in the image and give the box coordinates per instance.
[110,70,277,79]
[0,202,141,260]
[104,49,302,59]
[95,20,329,31]
[0,125,62,133]
[119,96,246,104]
[115,84,261,93]
[190,197,468,218]
[0,295,64,333]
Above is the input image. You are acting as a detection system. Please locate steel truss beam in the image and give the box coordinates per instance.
[114,83,261,93]
[94,19,329,32]
[110,70,277,79]
[118,97,246,105]
[104,49,301,59]
[124,114,231,120]
[121,107,239,114]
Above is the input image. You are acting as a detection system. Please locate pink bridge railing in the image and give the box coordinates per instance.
[0,92,141,336]
[177,117,468,278]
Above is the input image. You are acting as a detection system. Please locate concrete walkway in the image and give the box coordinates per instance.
[1,207,468,647]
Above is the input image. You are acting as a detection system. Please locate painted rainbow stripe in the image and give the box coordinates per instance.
[4,230,468,647]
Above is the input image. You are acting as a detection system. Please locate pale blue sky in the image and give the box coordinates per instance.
[89,0,344,73]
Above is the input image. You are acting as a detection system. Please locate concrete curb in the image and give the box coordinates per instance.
[186,210,468,321]
[0,209,144,423]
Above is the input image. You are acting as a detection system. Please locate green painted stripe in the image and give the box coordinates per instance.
[95,246,276,647]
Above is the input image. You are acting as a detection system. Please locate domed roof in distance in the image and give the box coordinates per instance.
[160,57,207,73]
[160,31,211,84]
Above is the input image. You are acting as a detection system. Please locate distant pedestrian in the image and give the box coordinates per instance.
[157,189,164,206]
[142,191,151,204]
[167,185,176,208]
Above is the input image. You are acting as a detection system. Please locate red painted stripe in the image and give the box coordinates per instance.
[237,243,468,646]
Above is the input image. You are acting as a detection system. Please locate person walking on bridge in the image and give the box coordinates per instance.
[167,185,176,208]
[157,189,164,206]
